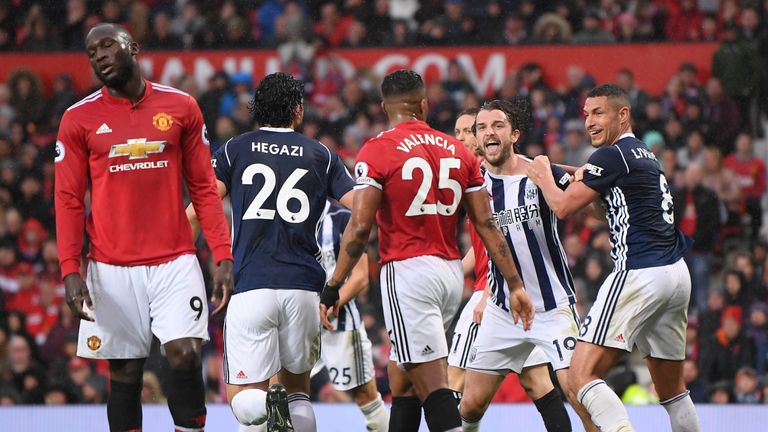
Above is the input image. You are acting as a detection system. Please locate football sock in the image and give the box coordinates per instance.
[660,390,701,432]
[167,367,206,431]
[451,390,463,406]
[359,393,390,431]
[461,415,480,432]
[238,424,266,432]
[422,388,462,432]
[287,392,316,432]
[577,379,634,432]
[389,396,422,431]
[107,379,143,432]
[534,388,572,432]
[231,389,268,425]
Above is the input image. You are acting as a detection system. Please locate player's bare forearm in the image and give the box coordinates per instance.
[329,186,381,286]
[464,189,523,291]
[338,252,369,306]
[462,246,476,277]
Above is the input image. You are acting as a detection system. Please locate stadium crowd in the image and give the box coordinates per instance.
[0,0,767,410]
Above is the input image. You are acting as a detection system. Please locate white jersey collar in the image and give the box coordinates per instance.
[260,127,294,133]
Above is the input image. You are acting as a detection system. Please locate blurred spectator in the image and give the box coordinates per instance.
[67,357,106,404]
[572,11,615,44]
[724,134,766,239]
[703,77,742,154]
[642,130,664,156]
[616,68,649,119]
[144,11,183,50]
[676,130,706,167]
[665,0,703,41]
[701,146,742,238]
[699,289,725,343]
[673,163,721,312]
[498,13,528,45]
[532,13,572,44]
[141,370,166,404]
[683,359,709,403]
[8,69,45,134]
[700,305,754,384]
[634,98,664,138]
[4,334,46,404]
[733,367,762,403]
[747,303,768,375]
[712,21,762,134]
[561,120,593,167]
[723,269,752,310]
[709,381,733,403]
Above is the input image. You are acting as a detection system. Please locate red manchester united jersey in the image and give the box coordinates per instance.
[55,81,233,277]
[468,220,489,292]
[354,120,484,263]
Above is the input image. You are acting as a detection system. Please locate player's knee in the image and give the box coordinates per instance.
[166,339,202,370]
[459,391,487,422]
[109,359,145,383]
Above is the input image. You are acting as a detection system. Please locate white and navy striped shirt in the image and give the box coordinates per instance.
[485,164,576,312]
[319,201,364,332]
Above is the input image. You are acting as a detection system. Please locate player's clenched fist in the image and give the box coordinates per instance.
[526,155,553,186]
[319,280,342,330]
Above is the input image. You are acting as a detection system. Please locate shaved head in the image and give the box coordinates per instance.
[85,23,140,90]
[380,69,428,121]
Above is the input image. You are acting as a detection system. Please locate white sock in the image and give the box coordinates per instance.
[661,391,701,432]
[238,423,267,431]
[359,393,390,431]
[577,379,634,432]
[461,415,480,432]
[231,388,268,426]
[287,392,316,432]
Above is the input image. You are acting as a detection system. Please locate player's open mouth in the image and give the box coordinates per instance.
[100,64,115,75]
[588,129,601,137]
[485,140,500,154]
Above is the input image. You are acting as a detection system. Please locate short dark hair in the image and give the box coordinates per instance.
[457,107,480,118]
[587,84,631,110]
[381,69,424,99]
[480,97,531,135]
[250,72,304,127]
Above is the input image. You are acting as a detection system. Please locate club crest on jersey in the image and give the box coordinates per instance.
[87,335,101,351]
[525,185,538,200]
[54,140,66,163]
[152,112,173,132]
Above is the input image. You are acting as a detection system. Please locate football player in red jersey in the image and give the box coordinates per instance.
[319,70,534,432]
[54,24,233,432]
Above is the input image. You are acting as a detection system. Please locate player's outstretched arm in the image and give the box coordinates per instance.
[320,187,381,321]
[527,156,599,219]
[464,189,534,330]
[321,252,369,330]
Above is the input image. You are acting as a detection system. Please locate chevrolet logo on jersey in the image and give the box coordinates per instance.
[109,139,166,159]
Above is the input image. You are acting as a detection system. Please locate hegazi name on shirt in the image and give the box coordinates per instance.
[251,141,304,157]
[395,133,456,155]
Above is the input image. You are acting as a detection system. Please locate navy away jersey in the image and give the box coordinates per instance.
[213,127,355,293]
[581,134,692,271]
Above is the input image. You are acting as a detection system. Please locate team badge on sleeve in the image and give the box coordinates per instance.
[55,140,66,163]
[355,161,368,179]
[152,112,174,132]
[202,124,210,146]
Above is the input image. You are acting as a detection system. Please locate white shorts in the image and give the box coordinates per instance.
[224,289,321,384]
[579,258,690,360]
[448,290,485,369]
[311,326,375,391]
[381,256,463,365]
[77,254,209,359]
[468,302,580,374]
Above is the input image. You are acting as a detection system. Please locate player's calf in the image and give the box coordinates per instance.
[423,388,462,432]
[107,358,145,432]
[351,380,389,432]
[165,339,206,431]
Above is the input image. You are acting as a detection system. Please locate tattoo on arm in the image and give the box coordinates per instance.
[345,241,365,259]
